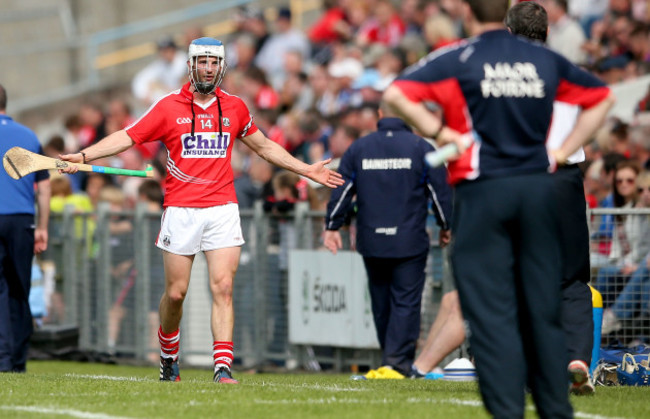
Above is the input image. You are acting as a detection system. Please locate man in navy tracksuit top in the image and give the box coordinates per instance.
[324,105,452,377]
[507,1,596,396]
[383,0,613,417]
[0,84,50,373]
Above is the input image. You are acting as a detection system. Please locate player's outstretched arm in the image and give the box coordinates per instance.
[58,130,136,173]
[240,130,344,188]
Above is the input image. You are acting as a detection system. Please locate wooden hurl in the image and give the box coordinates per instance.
[3,146,154,179]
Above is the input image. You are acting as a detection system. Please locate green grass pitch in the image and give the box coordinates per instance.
[0,361,648,418]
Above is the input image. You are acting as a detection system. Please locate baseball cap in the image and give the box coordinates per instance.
[328,58,363,80]
[156,36,177,50]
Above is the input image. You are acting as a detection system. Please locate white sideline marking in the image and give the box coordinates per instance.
[574,413,627,419]
[64,373,151,382]
[0,406,133,419]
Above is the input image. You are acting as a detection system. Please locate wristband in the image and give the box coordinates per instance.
[80,151,87,164]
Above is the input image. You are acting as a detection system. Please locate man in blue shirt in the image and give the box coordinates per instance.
[384,0,614,417]
[324,103,452,378]
[0,84,50,373]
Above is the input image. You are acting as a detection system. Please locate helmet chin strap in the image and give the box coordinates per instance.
[193,81,216,95]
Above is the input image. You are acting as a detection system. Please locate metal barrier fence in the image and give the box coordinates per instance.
[37,202,450,371]
[588,208,650,347]
[36,205,647,370]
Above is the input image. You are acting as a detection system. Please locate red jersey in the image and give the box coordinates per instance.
[126,82,259,208]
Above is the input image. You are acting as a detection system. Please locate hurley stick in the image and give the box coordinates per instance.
[3,147,154,179]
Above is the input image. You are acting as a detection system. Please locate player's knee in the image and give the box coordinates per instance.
[210,276,233,300]
[165,289,187,305]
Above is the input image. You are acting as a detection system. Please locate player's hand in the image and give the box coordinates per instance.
[34,227,48,254]
[307,158,344,188]
[323,230,343,255]
[437,127,468,158]
[439,229,451,248]
[58,152,84,174]
[549,149,568,168]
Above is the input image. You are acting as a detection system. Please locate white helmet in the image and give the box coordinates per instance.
[188,37,227,94]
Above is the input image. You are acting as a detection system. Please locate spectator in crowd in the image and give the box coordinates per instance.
[423,12,460,50]
[242,66,280,110]
[236,5,270,55]
[307,63,331,111]
[279,71,314,112]
[255,7,311,90]
[77,101,107,148]
[308,0,351,46]
[62,114,84,154]
[591,152,628,267]
[317,57,363,117]
[326,124,359,170]
[234,155,274,209]
[0,83,50,373]
[43,135,66,159]
[324,103,452,379]
[595,160,649,306]
[627,23,650,71]
[102,185,135,355]
[568,0,609,37]
[356,0,406,47]
[131,36,187,109]
[105,98,135,135]
[601,169,650,335]
[229,33,258,72]
[541,0,588,64]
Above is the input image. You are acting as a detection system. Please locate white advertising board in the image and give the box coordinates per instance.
[288,250,380,348]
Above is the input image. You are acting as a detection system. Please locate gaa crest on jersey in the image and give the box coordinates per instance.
[222,117,231,127]
[162,235,171,247]
[181,131,231,158]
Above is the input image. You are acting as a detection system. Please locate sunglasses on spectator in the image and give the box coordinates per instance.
[616,178,635,185]
[638,186,650,193]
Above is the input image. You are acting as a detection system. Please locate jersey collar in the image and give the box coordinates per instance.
[180,82,221,109]
[377,117,413,132]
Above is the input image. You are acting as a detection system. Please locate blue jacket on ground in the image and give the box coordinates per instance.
[325,117,452,258]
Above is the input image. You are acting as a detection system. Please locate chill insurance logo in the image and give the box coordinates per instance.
[181,132,231,158]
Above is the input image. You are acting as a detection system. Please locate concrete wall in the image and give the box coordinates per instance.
[0,0,296,135]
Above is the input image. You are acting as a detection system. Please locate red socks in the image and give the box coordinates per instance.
[158,327,180,361]
[213,341,234,372]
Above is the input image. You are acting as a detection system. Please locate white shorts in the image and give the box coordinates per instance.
[156,204,245,255]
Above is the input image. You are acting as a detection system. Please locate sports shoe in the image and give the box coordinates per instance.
[214,366,239,384]
[568,360,594,395]
[159,356,180,382]
[601,309,622,335]
[408,364,426,379]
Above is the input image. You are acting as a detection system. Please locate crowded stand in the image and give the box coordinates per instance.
[29,0,650,345]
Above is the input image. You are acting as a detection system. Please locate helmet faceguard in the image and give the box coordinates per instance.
[188,37,227,95]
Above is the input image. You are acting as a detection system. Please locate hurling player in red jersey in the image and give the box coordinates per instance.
[60,37,343,384]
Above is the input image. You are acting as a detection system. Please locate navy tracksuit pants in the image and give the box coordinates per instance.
[451,173,573,419]
[555,165,594,365]
[0,214,35,372]
[363,251,428,375]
